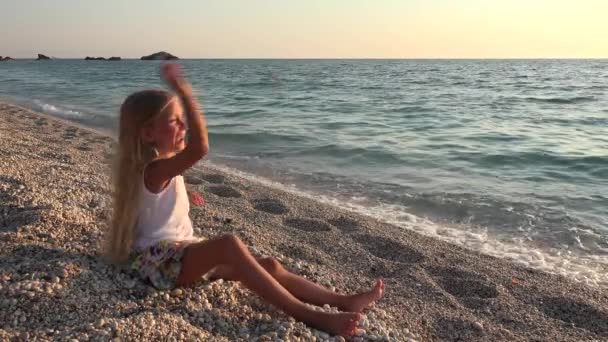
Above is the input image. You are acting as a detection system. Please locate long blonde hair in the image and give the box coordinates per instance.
[105,89,176,263]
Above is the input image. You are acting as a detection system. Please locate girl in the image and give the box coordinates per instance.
[106,63,384,336]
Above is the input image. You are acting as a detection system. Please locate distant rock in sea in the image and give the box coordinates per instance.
[36,54,51,60]
[0,56,12,61]
[84,56,121,61]
[140,51,178,60]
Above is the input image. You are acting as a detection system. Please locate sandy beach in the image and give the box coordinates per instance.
[0,100,607,341]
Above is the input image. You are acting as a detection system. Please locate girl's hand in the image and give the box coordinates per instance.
[161,63,192,96]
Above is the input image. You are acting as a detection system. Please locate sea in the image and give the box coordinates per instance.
[1,59,607,287]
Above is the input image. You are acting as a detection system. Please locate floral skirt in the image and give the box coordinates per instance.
[130,240,197,290]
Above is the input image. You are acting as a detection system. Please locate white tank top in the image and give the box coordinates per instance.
[134,175,194,250]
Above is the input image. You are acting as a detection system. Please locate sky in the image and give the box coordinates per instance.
[1,0,607,59]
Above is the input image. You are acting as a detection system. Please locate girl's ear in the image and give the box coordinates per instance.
[140,125,155,144]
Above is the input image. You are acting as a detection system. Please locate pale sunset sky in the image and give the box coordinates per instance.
[1,0,606,58]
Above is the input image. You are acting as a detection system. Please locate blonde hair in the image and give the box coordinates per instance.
[105,89,176,263]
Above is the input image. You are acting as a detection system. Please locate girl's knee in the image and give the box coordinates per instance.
[218,234,245,250]
[219,234,247,251]
[260,257,283,274]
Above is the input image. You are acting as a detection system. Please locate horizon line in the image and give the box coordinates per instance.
[3,57,608,60]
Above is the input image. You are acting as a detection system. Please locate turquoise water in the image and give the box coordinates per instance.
[1,59,607,285]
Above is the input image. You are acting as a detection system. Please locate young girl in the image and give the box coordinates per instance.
[106,63,384,336]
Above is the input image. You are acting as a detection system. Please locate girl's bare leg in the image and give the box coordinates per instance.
[213,257,384,313]
[176,235,360,336]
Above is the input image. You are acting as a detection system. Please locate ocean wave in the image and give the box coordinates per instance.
[212,108,267,118]
[462,133,527,142]
[207,123,250,129]
[234,80,274,88]
[525,96,596,104]
[319,121,392,130]
[590,168,608,178]
[208,131,308,145]
[359,85,385,90]
[384,105,434,114]
[453,151,608,169]
[32,100,82,118]
[319,121,363,130]
[578,117,608,125]
[535,116,608,126]
[231,95,258,101]
[289,95,315,101]
[295,144,404,163]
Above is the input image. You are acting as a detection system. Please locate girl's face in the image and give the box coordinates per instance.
[143,100,187,157]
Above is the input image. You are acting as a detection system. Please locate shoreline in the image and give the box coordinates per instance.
[6,97,608,289]
[1,101,607,341]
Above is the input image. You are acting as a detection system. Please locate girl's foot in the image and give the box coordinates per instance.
[314,311,361,336]
[340,278,384,313]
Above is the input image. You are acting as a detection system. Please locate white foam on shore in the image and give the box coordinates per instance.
[207,162,608,289]
[33,99,83,118]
